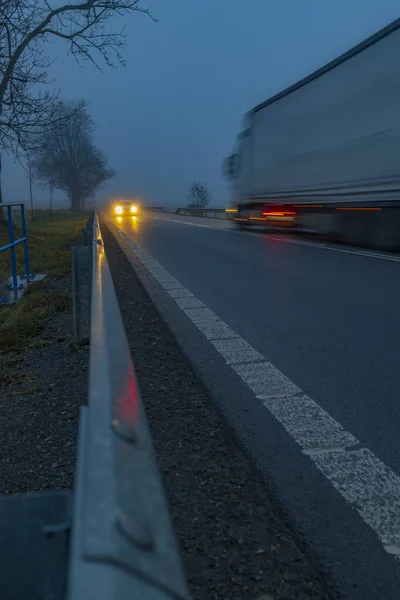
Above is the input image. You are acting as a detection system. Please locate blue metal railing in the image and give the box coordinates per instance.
[0,203,33,295]
[144,206,165,213]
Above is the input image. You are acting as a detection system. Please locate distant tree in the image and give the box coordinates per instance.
[186,182,211,209]
[34,102,115,211]
[32,160,55,215]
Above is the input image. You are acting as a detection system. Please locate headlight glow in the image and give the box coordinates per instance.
[115,205,123,215]
[130,205,138,213]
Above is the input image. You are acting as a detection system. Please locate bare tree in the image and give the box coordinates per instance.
[186,182,211,209]
[0,0,154,203]
[34,101,114,211]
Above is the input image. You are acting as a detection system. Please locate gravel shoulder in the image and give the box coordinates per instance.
[102,221,335,600]
[0,280,88,495]
[0,212,89,495]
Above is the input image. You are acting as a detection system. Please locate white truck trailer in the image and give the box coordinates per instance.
[223,17,400,250]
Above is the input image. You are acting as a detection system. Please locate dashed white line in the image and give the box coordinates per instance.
[113,222,400,559]
[194,320,238,340]
[175,296,205,310]
[159,279,184,291]
[265,394,358,451]
[210,337,263,365]
[183,307,218,322]
[236,361,301,398]
[168,288,193,299]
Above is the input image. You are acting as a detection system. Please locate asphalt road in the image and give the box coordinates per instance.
[113,212,400,600]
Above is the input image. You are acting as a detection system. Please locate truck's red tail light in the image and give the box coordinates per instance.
[262,211,296,217]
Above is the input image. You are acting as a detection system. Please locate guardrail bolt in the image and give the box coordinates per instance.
[117,511,154,551]
[111,419,137,444]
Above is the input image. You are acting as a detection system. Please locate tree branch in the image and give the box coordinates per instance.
[0,0,155,159]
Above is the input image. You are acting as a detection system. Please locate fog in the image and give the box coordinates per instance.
[3,0,400,210]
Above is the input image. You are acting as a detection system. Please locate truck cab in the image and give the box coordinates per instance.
[223,128,252,219]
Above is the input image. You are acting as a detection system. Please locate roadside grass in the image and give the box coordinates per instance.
[0,210,89,383]
[0,209,89,281]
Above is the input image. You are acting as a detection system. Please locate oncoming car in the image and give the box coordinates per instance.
[111,198,140,217]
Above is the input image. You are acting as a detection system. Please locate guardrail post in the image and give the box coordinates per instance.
[71,246,91,346]
[0,491,71,600]
[20,203,32,279]
[82,215,94,247]
[6,205,18,293]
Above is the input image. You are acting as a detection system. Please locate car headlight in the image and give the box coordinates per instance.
[115,205,123,215]
[130,205,138,213]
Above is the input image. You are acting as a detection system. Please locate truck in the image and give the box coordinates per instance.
[223,17,400,251]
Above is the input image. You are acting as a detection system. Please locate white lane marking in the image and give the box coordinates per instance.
[159,279,184,291]
[168,288,194,299]
[265,394,358,451]
[195,320,239,341]
[155,217,213,229]
[261,235,400,263]
[113,224,400,558]
[210,338,263,365]
[313,448,400,555]
[236,362,301,398]
[175,296,206,310]
[183,307,218,322]
[151,214,400,263]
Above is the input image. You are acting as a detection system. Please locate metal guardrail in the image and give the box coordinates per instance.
[0,203,33,299]
[67,213,189,600]
[174,207,227,219]
[144,207,165,213]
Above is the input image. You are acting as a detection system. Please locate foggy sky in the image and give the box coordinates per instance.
[3,0,400,209]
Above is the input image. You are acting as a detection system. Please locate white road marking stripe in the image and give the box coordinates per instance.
[210,338,263,365]
[151,214,400,263]
[159,279,184,291]
[236,362,301,398]
[175,296,206,309]
[168,288,194,299]
[265,394,358,451]
[113,224,400,558]
[262,235,400,263]
[147,267,169,277]
[193,320,239,341]
[156,217,213,229]
[313,448,400,554]
[183,307,218,322]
